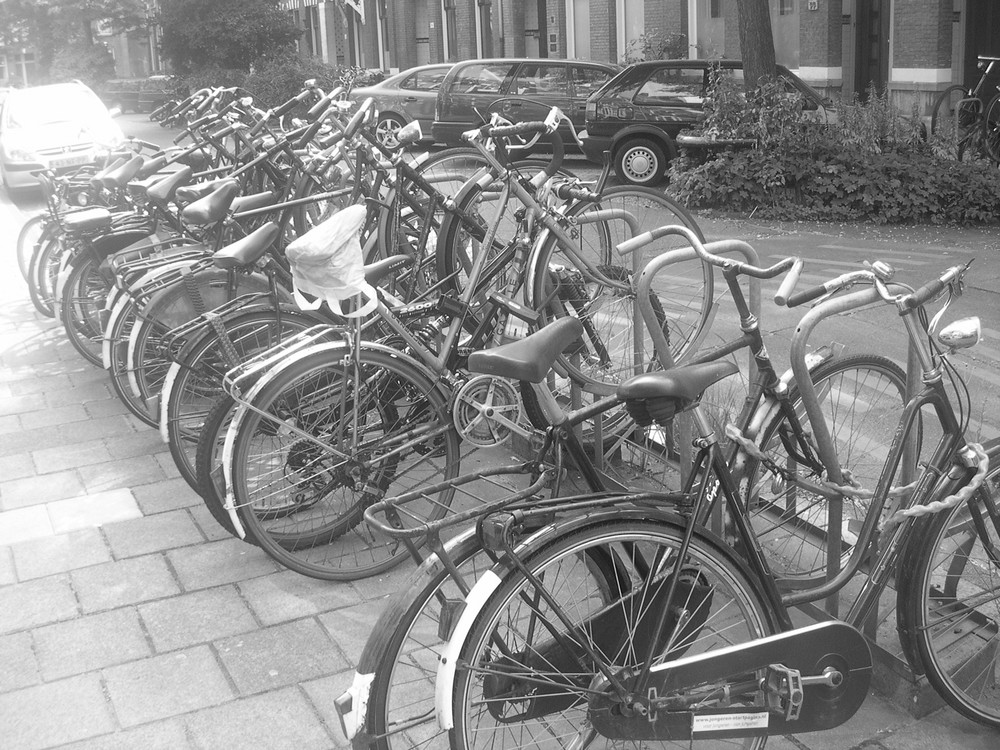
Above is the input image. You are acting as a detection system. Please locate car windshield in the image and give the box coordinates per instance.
[5,87,109,129]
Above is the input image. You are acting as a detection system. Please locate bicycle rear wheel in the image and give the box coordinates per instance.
[897,438,1000,727]
[227,344,460,580]
[449,514,773,749]
[739,354,908,586]
[983,92,1000,164]
[59,253,108,366]
[17,213,45,281]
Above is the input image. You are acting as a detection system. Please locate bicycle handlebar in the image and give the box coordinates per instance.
[901,264,967,310]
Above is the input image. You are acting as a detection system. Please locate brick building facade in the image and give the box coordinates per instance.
[286,1,1000,116]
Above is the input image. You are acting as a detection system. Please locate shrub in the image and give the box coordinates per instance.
[621,30,687,65]
[241,54,341,108]
[49,43,116,89]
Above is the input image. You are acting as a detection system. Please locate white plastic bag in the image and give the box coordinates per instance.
[285,204,377,317]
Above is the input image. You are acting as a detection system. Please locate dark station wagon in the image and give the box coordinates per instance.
[432,58,619,149]
[581,59,834,185]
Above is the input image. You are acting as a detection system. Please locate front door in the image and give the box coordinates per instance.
[964,0,1000,90]
[855,0,890,96]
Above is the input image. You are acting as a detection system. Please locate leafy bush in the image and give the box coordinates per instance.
[621,30,687,65]
[49,43,116,89]
[241,54,341,108]
[670,71,1000,224]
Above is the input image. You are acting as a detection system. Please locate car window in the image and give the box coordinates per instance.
[634,68,706,106]
[453,63,515,95]
[511,63,571,96]
[403,69,449,92]
[573,66,613,98]
[6,86,108,128]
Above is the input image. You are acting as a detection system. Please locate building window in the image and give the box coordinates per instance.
[779,0,794,15]
[710,0,722,19]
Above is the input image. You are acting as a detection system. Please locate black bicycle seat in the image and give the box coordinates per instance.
[212,222,280,269]
[468,316,584,383]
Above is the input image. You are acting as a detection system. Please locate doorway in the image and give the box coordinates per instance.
[855,0,890,96]
[963,0,1000,89]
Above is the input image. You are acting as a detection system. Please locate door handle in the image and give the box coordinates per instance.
[405,96,418,102]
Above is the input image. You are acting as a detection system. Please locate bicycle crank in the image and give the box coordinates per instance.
[588,620,871,741]
[452,375,526,447]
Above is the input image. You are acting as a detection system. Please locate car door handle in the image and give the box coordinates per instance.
[506,102,523,108]
[405,96,418,102]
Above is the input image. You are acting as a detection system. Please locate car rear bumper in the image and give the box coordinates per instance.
[580,131,613,164]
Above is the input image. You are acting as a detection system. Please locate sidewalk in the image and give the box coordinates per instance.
[1,198,998,748]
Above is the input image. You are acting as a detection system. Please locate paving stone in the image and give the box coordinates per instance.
[31,439,112,472]
[102,509,203,559]
[167,537,279,590]
[0,416,129,458]
[0,505,54,546]
[11,527,111,580]
[0,546,15,585]
[0,469,86,510]
[215,618,348,695]
[0,452,35,481]
[8,372,73,397]
[154,451,182,479]
[78,455,167,494]
[239,569,364,626]
[187,503,235,542]
[791,690,910,750]
[139,585,258,653]
[132,476,202,515]
[34,607,150,680]
[47,488,141,535]
[104,646,234,727]
[185,688,333,750]
[71,554,180,613]
[0,393,53,417]
[51,719,193,750]
[104,429,171,459]
[0,573,77,635]
[0,630,40,692]
[82,397,130,419]
[302,671,355,748]
[17,402,91,429]
[318,598,387,663]
[0,412,21,434]
[44,379,113,407]
[0,673,115,750]
[879,706,998,750]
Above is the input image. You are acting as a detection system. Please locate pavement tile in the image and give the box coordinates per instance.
[52,719,193,750]
[879,706,998,750]
[154,451,182,479]
[102,508,203,558]
[238,569,364,626]
[8,372,73,397]
[0,412,21,434]
[0,546,15,585]
[17,402,90,429]
[302,672,355,748]
[139,585,258,653]
[0,505,54,546]
[0,415,129,458]
[0,469,86,510]
[790,691,911,750]
[185,688,333,750]
[33,607,151,680]
[0,673,115,750]
[167,537,279,591]
[0,630,41,693]
[31,439,112,472]
[11,527,111,580]
[67,366,112,386]
[187,503,234,542]
[104,429,171,459]
[132,476,202,515]
[215,618,348,695]
[0,452,35,481]
[82,397,130,419]
[103,646,234,728]
[71,554,180,613]
[317,598,387,662]
[0,574,78,635]
[0,393,52,417]
[77,455,167,494]
[44,379,113,407]
[47,488,141,535]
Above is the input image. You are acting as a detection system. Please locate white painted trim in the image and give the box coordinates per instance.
[688,1,698,60]
[475,0,484,57]
[566,0,576,58]
[890,68,954,84]
[319,1,329,63]
[616,0,625,62]
[440,0,450,61]
[798,66,844,79]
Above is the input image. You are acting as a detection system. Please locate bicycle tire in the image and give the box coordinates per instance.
[739,354,908,586]
[162,307,320,492]
[195,394,257,541]
[228,344,461,580]
[28,228,65,318]
[449,514,773,749]
[982,92,1000,165]
[105,295,156,426]
[530,185,711,394]
[897,437,1000,727]
[930,85,977,136]
[59,253,108,367]
[17,213,45,281]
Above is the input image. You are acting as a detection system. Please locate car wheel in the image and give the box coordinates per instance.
[375,113,407,150]
[614,137,667,186]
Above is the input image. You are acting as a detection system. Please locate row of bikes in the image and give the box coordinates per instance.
[16,80,1000,749]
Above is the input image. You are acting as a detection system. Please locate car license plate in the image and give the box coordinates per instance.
[48,154,90,169]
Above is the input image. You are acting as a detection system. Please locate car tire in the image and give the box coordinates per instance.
[375,113,407,150]
[614,137,667,186]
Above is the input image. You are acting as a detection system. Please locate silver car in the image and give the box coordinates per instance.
[0,81,125,193]
[349,63,453,149]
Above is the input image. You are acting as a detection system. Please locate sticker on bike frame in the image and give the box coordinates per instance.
[691,710,769,737]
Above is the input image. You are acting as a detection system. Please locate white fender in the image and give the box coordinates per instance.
[335,671,375,740]
[125,313,147,399]
[102,294,132,370]
[435,569,503,731]
[159,360,183,443]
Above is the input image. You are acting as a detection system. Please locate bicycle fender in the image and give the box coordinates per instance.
[159,360,183,443]
[102,294,133,370]
[335,670,375,740]
[435,568,504,731]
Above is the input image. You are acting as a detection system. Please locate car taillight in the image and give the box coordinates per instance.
[586,102,596,120]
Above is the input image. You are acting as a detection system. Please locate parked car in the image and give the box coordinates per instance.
[432,58,619,149]
[349,63,453,149]
[581,59,835,185]
[100,75,183,114]
[0,81,125,193]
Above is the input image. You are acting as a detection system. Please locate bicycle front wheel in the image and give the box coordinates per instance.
[740,354,908,586]
[17,213,45,281]
[228,345,461,580]
[983,92,1000,164]
[898,437,1000,727]
[450,515,773,749]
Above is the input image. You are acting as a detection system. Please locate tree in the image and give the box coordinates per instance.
[0,1,145,82]
[735,0,777,89]
[157,0,301,74]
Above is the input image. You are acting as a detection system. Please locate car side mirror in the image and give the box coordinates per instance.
[397,120,422,145]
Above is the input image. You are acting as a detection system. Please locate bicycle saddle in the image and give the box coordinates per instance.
[101,155,145,190]
[174,177,232,204]
[145,165,194,206]
[212,222,280,269]
[468,316,584,383]
[230,190,277,214]
[619,360,738,425]
[364,254,414,287]
[180,180,240,225]
[62,207,114,234]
